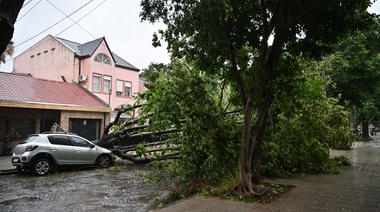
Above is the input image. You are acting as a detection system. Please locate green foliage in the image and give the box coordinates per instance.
[333,155,352,166]
[110,124,122,132]
[135,142,149,157]
[140,0,375,193]
[140,58,356,186]
[356,101,380,125]
[325,19,380,131]
[261,60,354,178]
[139,61,241,185]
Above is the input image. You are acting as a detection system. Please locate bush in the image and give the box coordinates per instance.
[261,97,354,178]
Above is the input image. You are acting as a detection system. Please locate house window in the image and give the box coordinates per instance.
[94,53,110,65]
[125,82,132,98]
[103,76,111,94]
[93,74,101,92]
[116,80,123,97]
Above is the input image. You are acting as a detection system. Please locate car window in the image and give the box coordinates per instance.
[71,137,91,148]
[48,135,72,146]
[19,135,38,144]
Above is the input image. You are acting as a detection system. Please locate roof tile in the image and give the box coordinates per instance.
[0,72,109,108]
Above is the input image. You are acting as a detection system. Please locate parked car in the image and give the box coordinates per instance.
[11,132,114,176]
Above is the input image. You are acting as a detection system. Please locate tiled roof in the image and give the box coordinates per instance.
[0,72,109,109]
[56,36,139,71]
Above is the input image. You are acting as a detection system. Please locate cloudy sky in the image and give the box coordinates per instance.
[0,0,170,72]
[1,0,380,72]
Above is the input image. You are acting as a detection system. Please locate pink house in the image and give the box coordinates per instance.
[0,72,112,154]
[13,34,140,118]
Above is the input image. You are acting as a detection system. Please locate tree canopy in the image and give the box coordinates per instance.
[140,0,375,196]
[325,18,380,138]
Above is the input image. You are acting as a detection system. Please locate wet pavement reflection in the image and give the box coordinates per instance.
[0,162,172,212]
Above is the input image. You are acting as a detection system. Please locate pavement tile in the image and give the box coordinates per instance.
[150,136,380,212]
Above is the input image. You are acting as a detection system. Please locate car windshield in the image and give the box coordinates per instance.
[19,135,38,144]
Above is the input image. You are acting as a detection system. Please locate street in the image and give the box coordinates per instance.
[0,162,172,212]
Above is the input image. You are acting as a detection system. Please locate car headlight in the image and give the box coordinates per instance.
[25,145,39,151]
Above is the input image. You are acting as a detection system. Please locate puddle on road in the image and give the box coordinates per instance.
[0,163,173,212]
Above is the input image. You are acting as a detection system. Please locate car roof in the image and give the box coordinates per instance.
[41,131,78,135]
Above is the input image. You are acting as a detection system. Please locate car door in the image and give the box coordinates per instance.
[70,136,98,164]
[47,135,74,164]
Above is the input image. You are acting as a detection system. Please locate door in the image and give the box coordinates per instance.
[47,135,74,164]
[70,136,98,164]
[69,119,100,141]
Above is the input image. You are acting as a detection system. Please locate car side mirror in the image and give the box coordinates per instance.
[90,144,95,149]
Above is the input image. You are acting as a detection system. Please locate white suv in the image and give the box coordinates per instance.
[12,132,114,176]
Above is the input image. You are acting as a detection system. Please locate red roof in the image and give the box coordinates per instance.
[0,72,109,109]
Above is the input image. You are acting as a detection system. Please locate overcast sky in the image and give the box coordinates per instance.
[1,0,380,73]
[0,0,170,72]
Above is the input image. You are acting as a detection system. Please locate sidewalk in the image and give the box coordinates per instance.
[1,138,379,211]
[150,137,380,212]
[0,156,16,174]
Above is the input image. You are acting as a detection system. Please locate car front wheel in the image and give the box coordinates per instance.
[33,158,51,176]
[97,155,111,168]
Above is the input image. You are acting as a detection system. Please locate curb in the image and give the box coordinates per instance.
[0,169,17,175]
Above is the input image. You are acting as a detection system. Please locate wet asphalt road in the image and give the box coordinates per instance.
[0,162,172,212]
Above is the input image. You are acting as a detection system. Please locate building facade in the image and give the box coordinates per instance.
[13,35,140,114]
[0,72,111,155]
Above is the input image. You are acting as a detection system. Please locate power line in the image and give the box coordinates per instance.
[3,0,112,68]
[53,0,108,39]
[16,0,42,23]
[46,0,97,39]
[3,0,97,64]
[15,0,95,48]
[3,0,120,70]
[22,0,34,8]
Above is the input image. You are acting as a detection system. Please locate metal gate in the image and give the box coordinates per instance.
[69,119,100,141]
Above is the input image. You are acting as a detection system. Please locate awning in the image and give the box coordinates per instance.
[111,111,132,119]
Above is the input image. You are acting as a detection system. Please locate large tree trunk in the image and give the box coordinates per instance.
[233,91,274,195]
[362,121,370,139]
[234,94,255,194]
[231,1,290,195]
[233,22,285,195]
[0,0,24,54]
[251,91,274,184]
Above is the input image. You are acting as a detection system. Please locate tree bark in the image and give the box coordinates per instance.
[103,104,144,136]
[233,11,285,194]
[251,91,274,184]
[234,94,255,194]
[362,121,370,139]
[234,91,274,194]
